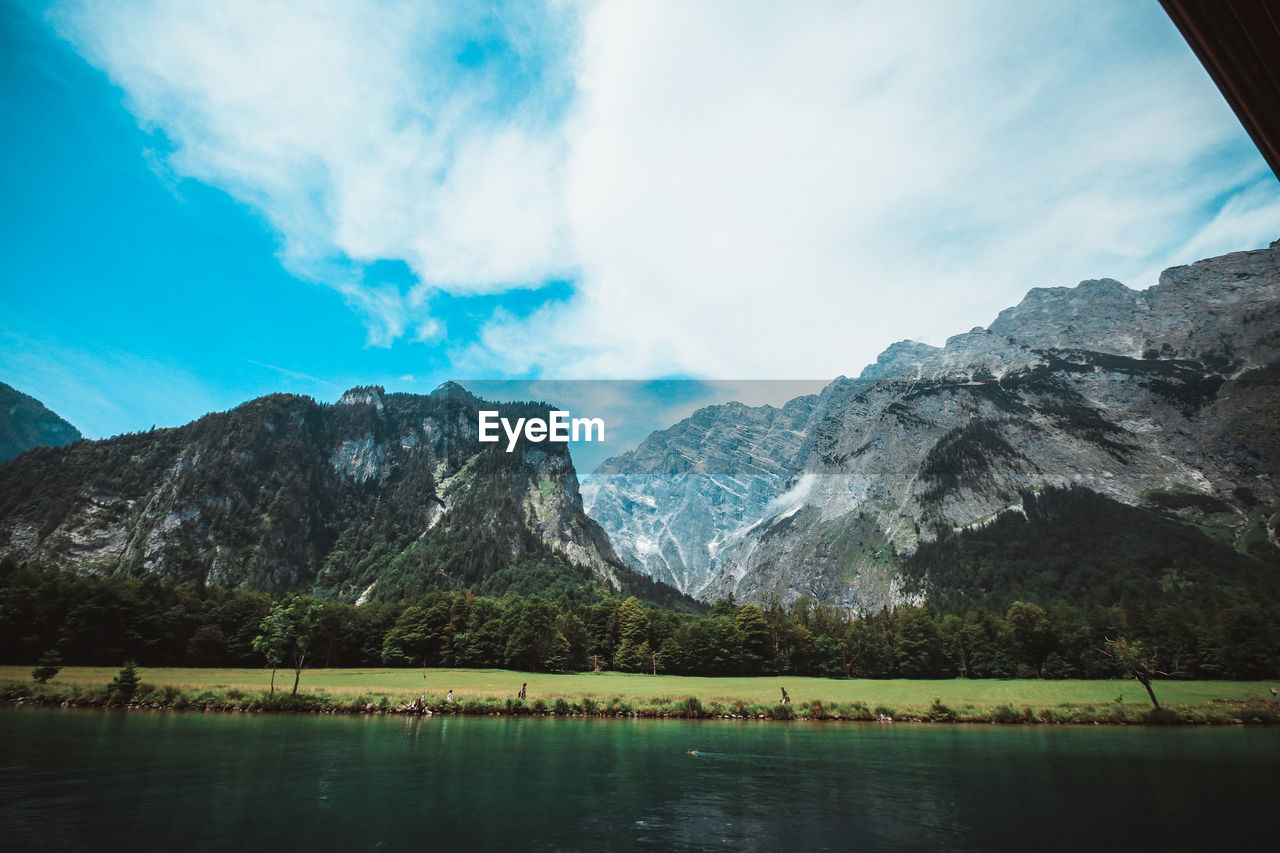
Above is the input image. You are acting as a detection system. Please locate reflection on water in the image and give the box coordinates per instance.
[1,707,1276,851]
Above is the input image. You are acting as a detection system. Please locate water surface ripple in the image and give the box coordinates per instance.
[1,708,1276,851]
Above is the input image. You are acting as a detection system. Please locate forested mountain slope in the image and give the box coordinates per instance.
[0,382,692,607]
[0,382,82,463]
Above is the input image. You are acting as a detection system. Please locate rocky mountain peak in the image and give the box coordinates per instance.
[857,340,940,381]
[987,277,1146,356]
[337,385,385,410]
[988,243,1280,365]
[429,380,477,401]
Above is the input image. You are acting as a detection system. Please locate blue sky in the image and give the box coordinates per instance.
[3,0,1279,464]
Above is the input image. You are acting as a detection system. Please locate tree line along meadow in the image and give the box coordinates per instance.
[1,560,1276,682]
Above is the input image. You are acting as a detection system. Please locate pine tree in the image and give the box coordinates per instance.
[31,650,62,684]
[109,660,141,703]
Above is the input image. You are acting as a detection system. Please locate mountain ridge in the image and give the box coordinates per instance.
[583,241,1280,610]
[0,382,83,464]
[0,382,696,608]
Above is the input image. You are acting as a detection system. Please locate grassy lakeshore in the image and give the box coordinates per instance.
[4,666,1279,723]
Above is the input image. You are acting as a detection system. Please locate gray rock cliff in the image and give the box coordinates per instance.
[585,242,1280,610]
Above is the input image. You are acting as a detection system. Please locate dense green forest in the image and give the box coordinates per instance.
[2,558,1275,680]
[905,486,1280,607]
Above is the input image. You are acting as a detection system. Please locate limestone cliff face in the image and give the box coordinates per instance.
[582,396,819,595]
[986,246,1280,366]
[0,383,641,601]
[0,382,82,464]
[585,242,1280,610]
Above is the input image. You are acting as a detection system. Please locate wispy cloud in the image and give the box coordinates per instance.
[245,359,342,391]
[0,331,225,439]
[48,0,1280,381]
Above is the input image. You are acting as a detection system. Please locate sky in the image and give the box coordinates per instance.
[3,0,1279,467]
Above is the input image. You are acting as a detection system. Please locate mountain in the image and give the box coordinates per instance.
[0,382,83,463]
[584,242,1280,611]
[583,396,819,593]
[0,382,692,607]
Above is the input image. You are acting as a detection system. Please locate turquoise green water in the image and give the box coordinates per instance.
[1,707,1277,851]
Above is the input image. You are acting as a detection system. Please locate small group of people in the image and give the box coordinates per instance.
[441,686,526,704]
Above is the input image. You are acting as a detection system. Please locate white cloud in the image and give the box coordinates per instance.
[50,0,578,343]
[511,0,1280,375]
[766,473,820,517]
[50,0,1280,380]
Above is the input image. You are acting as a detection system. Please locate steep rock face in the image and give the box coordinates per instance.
[0,383,83,463]
[0,383,656,603]
[582,396,818,595]
[987,246,1280,366]
[586,243,1280,610]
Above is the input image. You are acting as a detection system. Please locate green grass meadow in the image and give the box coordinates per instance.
[4,666,1277,720]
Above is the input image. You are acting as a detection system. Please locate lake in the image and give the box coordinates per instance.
[1,707,1276,850]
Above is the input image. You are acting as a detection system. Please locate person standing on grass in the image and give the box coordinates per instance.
[519,683,527,700]
[780,687,790,704]
[446,689,453,704]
